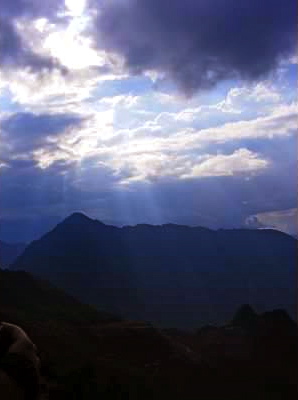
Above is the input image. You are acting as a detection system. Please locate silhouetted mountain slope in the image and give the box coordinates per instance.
[0,240,26,267]
[1,270,296,398]
[12,212,297,328]
[0,269,296,398]
[0,269,117,324]
[0,269,209,399]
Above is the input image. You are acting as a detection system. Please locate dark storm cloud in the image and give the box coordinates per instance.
[0,0,64,70]
[94,0,297,93]
[1,112,84,152]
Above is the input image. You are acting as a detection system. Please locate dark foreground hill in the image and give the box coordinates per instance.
[0,269,210,399]
[0,269,296,399]
[0,240,26,267]
[12,212,296,329]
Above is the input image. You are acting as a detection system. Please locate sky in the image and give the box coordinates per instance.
[0,0,297,242]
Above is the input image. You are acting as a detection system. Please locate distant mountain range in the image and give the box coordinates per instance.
[11,212,296,329]
[0,240,26,267]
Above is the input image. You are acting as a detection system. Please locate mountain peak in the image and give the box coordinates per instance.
[231,304,258,329]
[57,213,108,231]
[63,212,94,224]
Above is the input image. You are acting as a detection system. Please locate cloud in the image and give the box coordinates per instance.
[0,148,294,242]
[246,208,298,237]
[0,5,120,114]
[106,101,297,164]
[117,148,269,185]
[2,78,294,184]
[0,111,84,154]
[190,102,298,145]
[128,82,286,136]
[213,83,282,114]
[94,0,296,93]
[0,0,296,244]
[0,16,58,71]
[0,127,295,242]
[0,0,62,19]
[0,0,64,71]
[0,67,101,113]
[183,149,269,178]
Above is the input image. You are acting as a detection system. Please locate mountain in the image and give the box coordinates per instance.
[12,212,297,329]
[190,305,297,391]
[1,269,296,399]
[0,268,117,325]
[231,304,258,330]
[0,240,26,267]
[0,269,208,399]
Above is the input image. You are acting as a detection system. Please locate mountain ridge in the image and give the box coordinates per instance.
[12,212,297,329]
[56,212,296,237]
[0,240,26,267]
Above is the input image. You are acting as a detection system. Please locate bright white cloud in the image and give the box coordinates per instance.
[214,82,281,113]
[182,149,269,179]
[190,102,297,144]
[0,68,100,112]
[116,148,269,184]
[12,96,295,184]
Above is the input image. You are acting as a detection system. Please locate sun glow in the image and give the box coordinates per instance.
[41,0,106,70]
[65,0,86,16]
[44,29,102,70]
